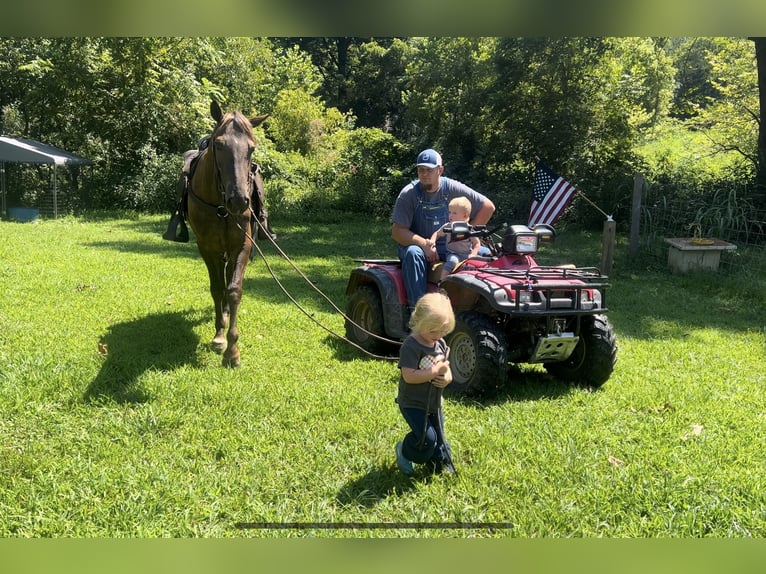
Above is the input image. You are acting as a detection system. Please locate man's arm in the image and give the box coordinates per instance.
[447,178,496,226]
[392,222,431,249]
[471,197,496,226]
[392,223,439,261]
[469,237,481,256]
[429,225,445,245]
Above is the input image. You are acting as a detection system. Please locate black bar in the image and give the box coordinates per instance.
[234,522,513,530]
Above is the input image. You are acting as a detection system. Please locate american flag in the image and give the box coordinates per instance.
[528,161,577,227]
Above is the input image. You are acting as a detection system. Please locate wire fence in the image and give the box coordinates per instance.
[638,194,766,278]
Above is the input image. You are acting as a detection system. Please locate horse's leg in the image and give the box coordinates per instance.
[203,254,228,353]
[222,250,251,368]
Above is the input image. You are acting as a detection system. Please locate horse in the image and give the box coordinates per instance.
[187,100,269,367]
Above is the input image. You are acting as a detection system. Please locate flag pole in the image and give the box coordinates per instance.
[577,191,612,221]
[534,157,612,221]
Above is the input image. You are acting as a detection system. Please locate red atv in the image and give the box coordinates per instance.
[344,221,617,396]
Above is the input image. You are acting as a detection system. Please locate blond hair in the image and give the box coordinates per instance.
[449,196,471,219]
[409,291,455,336]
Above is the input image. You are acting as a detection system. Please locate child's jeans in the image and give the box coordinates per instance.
[444,251,468,273]
[399,406,451,465]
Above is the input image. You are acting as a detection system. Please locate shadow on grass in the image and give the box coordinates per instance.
[337,464,437,508]
[84,309,204,405]
[488,367,577,404]
[322,334,401,364]
[84,238,200,261]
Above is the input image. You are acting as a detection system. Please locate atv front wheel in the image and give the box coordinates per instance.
[445,311,508,396]
[544,314,617,387]
[345,284,393,355]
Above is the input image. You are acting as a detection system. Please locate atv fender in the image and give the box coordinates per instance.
[439,273,508,313]
[346,265,409,339]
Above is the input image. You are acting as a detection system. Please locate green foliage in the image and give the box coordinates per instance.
[267,89,349,155]
[636,119,752,199]
[334,127,409,216]
[345,38,414,131]
[263,124,407,219]
[691,38,760,170]
[666,37,721,119]
[688,187,761,241]
[1,36,764,219]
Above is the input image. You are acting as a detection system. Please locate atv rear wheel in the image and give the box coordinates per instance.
[445,311,508,396]
[345,284,392,354]
[544,314,617,387]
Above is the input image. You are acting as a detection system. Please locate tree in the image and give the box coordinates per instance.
[752,37,766,197]
[686,38,759,182]
[666,37,720,119]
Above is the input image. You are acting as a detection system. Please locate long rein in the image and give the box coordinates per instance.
[237,216,402,362]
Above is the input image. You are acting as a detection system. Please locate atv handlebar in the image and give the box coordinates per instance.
[443,221,556,257]
[443,221,507,240]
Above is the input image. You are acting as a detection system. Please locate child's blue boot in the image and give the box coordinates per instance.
[395,441,414,476]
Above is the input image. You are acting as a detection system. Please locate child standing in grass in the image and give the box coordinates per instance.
[430,196,481,281]
[395,291,456,476]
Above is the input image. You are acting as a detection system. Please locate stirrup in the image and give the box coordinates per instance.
[254,216,276,241]
[162,213,189,243]
[177,220,189,243]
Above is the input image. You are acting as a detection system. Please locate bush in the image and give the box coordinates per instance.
[335,128,409,217]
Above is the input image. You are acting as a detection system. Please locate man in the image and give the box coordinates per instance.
[391,148,495,310]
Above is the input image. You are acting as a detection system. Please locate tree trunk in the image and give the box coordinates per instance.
[751,37,766,200]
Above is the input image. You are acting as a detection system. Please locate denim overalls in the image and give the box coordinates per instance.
[397,178,449,309]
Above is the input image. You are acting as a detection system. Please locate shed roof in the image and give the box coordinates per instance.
[0,135,92,166]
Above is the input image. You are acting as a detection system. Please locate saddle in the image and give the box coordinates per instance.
[162,140,275,243]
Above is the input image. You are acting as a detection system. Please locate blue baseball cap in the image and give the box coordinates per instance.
[416,149,442,168]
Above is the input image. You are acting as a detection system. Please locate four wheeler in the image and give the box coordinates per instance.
[344,221,618,396]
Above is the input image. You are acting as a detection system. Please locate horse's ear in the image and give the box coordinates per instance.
[249,114,269,128]
[210,100,223,124]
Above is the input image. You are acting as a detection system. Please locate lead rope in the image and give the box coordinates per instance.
[238,218,402,361]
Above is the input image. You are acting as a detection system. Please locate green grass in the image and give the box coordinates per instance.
[0,213,764,537]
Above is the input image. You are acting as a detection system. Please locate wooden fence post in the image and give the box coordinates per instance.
[629,172,644,256]
[600,218,616,276]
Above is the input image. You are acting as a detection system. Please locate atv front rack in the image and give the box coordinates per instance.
[442,265,609,316]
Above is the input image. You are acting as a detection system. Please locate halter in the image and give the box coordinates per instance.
[188,120,258,220]
[208,134,235,218]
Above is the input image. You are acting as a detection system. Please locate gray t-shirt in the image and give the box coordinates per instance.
[436,222,475,255]
[397,335,449,413]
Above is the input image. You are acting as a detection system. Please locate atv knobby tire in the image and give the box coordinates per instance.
[445,311,508,396]
[544,314,617,387]
[345,284,392,355]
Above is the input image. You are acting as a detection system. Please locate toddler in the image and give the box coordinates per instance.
[395,291,456,476]
[430,197,481,280]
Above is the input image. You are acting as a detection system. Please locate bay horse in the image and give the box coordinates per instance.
[187,100,269,367]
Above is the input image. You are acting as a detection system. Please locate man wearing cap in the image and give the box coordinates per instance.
[392,148,495,311]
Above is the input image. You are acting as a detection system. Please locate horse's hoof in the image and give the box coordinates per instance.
[211,337,226,353]
[223,356,241,368]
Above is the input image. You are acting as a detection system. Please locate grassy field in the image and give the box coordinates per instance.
[0,212,764,538]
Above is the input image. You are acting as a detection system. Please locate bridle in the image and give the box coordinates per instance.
[188,121,257,220]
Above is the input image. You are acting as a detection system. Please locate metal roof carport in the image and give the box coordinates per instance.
[0,135,92,219]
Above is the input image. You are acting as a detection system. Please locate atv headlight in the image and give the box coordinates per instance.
[519,290,534,303]
[581,289,602,309]
[502,225,539,255]
[515,234,537,253]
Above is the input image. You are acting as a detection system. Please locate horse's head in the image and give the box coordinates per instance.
[209,101,268,216]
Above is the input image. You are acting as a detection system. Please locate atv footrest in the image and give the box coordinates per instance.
[530,333,579,363]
